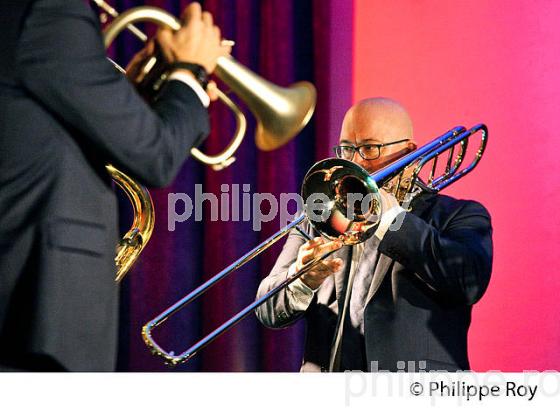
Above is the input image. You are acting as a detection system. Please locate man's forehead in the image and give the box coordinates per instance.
[340,109,412,144]
[339,118,395,143]
[338,136,383,144]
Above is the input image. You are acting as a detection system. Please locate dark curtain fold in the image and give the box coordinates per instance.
[98,0,351,371]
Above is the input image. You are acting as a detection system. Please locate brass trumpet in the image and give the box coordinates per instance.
[141,124,488,366]
[93,1,317,281]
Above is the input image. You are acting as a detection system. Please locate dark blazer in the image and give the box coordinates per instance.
[0,0,209,371]
[256,188,493,372]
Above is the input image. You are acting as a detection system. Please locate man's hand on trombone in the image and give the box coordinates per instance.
[295,237,344,290]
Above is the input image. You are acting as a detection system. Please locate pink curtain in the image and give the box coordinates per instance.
[102,0,353,371]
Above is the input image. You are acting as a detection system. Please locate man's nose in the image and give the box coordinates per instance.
[352,153,370,168]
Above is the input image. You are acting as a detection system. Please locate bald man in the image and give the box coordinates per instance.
[256,98,493,372]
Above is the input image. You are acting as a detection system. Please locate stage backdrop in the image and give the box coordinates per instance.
[105,0,352,371]
[106,0,559,371]
[354,0,560,371]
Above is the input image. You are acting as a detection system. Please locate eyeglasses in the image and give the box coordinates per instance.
[333,139,410,160]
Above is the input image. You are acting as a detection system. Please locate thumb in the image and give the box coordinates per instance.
[206,81,219,102]
[156,28,176,62]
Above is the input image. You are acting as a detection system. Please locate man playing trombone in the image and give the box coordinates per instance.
[256,97,493,372]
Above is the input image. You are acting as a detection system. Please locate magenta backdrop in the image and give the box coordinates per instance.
[354,0,560,371]
[107,0,558,372]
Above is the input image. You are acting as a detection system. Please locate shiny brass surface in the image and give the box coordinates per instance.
[214,57,316,151]
[97,3,316,168]
[140,124,488,366]
[92,1,317,280]
[106,165,154,282]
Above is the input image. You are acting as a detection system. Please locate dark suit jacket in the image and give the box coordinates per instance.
[256,188,493,372]
[0,0,209,371]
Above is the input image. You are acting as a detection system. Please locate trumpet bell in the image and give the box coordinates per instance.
[102,4,317,160]
[214,57,316,151]
[255,82,316,151]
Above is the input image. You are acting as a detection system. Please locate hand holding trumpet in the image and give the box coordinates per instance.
[126,3,231,100]
[157,3,231,74]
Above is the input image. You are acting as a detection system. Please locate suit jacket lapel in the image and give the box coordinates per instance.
[363,189,436,306]
[325,186,436,309]
[329,186,439,370]
[364,247,393,306]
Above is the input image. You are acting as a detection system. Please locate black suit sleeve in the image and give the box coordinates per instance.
[15,0,209,187]
[379,200,493,305]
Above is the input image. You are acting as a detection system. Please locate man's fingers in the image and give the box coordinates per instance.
[213,26,221,43]
[206,81,219,102]
[156,28,173,43]
[202,10,213,27]
[181,2,202,25]
[300,237,342,264]
[220,44,232,57]
[307,258,343,278]
[322,258,343,272]
[301,241,342,266]
[155,29,175,61]
[300,248,314,265]
[315,258,343,272]
[298,237,344,273]
[301,237,324,251]
[313,239,343,257]
[146,39,155,54]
